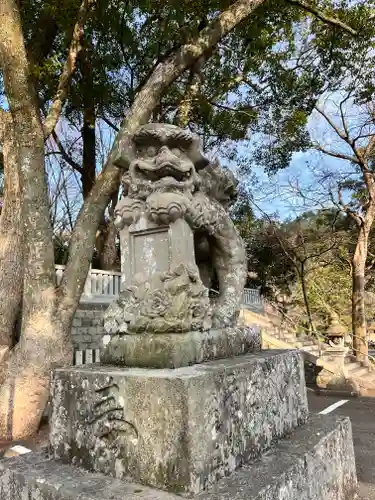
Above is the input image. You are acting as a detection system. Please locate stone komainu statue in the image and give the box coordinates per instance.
[105,123,246,333]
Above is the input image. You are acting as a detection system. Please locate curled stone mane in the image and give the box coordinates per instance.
[134,123,196,145]
[198,159,239,208]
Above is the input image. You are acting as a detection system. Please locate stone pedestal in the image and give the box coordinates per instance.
[101,326,261,368]
[0,349,358,499]
[317,346,356,392]
[50,350,308,495]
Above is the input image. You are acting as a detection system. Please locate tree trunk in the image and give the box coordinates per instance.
[0,117,24,355]
[0,0,72,441]
[352,226,369,363]
[81,113,96,198]
[79,37,119,271]
[80,36,118,270]
[80,38,96,199]
[100,220,118,270]
[299,262,315,335]
[99,188,119,270]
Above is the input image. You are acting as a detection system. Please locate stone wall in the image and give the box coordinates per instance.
[71,303,107,351]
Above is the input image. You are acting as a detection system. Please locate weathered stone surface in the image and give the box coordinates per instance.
[0,415,357,500]
[100,326,261,368]
[0,451,177,500]
[104,123,247,344]
[198,414,357,500]
[50,350,308,495]
[71,304,106,351]
[317,347,358,393]
[104,256,212,336]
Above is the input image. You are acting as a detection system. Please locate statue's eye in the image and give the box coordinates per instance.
[145,146,157,157]
[171,148,181,157]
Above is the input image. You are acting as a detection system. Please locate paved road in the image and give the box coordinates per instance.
[308,390,375,499]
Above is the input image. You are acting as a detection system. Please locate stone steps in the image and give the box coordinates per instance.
[346,362,365,372]
[240,308,374,396]
[0,415,357,500]
[358,370,375,382]
[348,366,371,378]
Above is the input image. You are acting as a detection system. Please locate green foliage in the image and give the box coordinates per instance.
[240,207,359,330]
[5,0,375,282]
[238,200,375,334]
[239,1,375,172]
[11,0,370,166]
[241,218,299,297]
[296,261,352,332]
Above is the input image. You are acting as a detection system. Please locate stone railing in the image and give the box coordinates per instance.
[243,287,264,313]
[55,265,122,304]
[55,265,263,307]
[243,288,262,306]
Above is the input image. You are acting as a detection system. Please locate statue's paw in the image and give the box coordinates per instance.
[212,308,237,328]
[103,319,118,335]
[118,322,129,333]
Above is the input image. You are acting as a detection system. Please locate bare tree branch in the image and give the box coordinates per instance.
[364,106,375,158]
[101,115,120,132]
[315,144,359,164]
[339,92,353,139]
[330,187,363,227]
[286,0,357,35]
[51,130,83,173]
[208,100,256,118]
[315,105,348,141]
[43,0,96,138]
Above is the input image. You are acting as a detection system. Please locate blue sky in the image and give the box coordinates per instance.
[228,91,368,221]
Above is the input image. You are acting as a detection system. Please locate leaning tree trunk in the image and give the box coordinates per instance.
[0,0,72,441]
[352,226,369,364]
[0,118,24,361]
[99,189,119,270]
[100,219,118,270]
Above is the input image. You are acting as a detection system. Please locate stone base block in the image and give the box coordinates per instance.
[100,326,261,368]
[50,350,308,495]
[317,368,359,393]
[317,347,358,393]
[0,415,357,500]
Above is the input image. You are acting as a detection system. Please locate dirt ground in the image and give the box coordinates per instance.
[0,421,49,457]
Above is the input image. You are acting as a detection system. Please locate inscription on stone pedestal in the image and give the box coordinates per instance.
[85,378,138,448]
[132,228,169,279]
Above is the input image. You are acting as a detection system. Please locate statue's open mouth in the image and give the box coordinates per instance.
[135,161,193,183]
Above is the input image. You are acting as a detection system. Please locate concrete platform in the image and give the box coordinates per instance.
[0,415,357,500]
[50,350,308,495]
